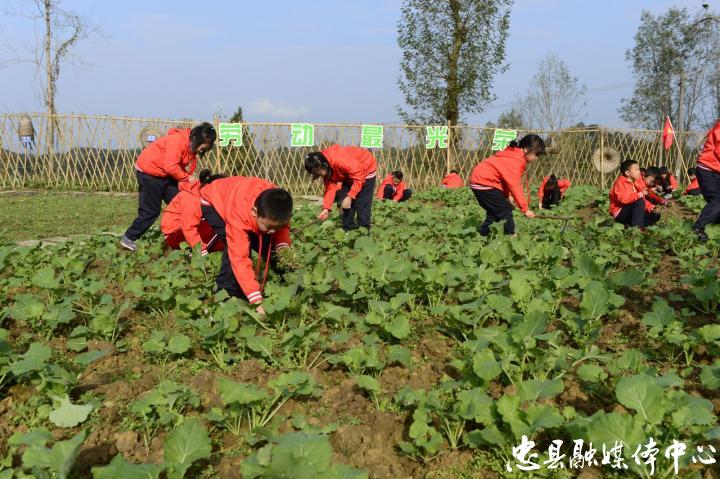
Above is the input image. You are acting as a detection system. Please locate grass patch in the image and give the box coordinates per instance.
[0,192,137,241]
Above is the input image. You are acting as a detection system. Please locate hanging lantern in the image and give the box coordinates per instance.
[18,114,35,148]
[138,126,163,148]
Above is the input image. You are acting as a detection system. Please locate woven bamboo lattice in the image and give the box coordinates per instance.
[0,114,709,194]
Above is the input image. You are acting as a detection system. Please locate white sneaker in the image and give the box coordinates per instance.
[120,235,137,251]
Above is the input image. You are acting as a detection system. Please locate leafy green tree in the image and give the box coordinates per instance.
[396,0,512,127]
[496,107,525,129]
[620,7,718,130]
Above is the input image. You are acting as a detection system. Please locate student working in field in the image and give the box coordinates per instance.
[537,174,571,210]
[685,168,701,195]
[640,166,669,208]
[160,169,226,255]
[657,166,678,197]
[441,170,464,188]
[377,170,412,202]
[692,120,720,242]
[199,176,293,314]
[469,134,545,236]
[304,145,378,231]
[609,160,660,229]
[121,123,217,251]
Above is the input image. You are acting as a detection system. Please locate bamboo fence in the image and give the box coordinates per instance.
[0,113,708,194]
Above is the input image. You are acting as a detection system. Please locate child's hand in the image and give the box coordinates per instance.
[525,210,536,218]
[255,305,266,315]
[341,196,352,210]
[188,174,198,183]
[318,209,330,220]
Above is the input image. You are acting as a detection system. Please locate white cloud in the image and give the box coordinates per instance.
[247,98,309,120]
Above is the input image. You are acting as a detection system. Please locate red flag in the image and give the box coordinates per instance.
[662,116,675,150]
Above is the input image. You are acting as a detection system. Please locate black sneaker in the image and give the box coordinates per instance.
[694,227,709,242]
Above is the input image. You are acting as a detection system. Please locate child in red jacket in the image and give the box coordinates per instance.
[161,169,226,255]
[121,123,216,251]
[537,174,571,210]
[377,170,412,202]
[684,168,700,196]
[304,145,378,231]
[441,170,464,188]
[200,177,293,315]
[641,167,669,208]
[657,166,678,197]
[609,160,659,228]
[469,134,545,236]
[693,120,720,241]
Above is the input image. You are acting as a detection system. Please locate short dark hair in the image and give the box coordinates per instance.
[658,166,669,175]
[688,167,696,175]
[392,170,404,180]
[450,169,459,174]
[546,174,559,189]
[255,188,293,222]
[198,169,226,185]
[620,159,638,174]
[645,166,661,179]
[509,134,546,156]
[304,152,329,174]
[190,122,217,157]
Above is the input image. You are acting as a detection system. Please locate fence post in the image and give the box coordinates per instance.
[446,120,452,175]
[214,113,221,173]
[600,127,605,189]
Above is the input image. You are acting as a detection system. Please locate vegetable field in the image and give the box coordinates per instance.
[1,187,720,478]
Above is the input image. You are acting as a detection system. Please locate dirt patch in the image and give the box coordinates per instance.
[331,410,419,479]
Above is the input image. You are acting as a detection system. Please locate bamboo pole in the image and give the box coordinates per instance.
[214,113,221,173]
[600,128,605,189]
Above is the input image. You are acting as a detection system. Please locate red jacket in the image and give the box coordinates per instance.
[684,177,700,194]
[441,173,464,188]
[135,128,197,181]
[376,175,407,201]
[537,176,571,200]
[609,175,645,217]
[469,147,529,213]
[320,145,377,210]
[200,177,291,305]
[698,121,720,173]
[667,174,678,190]
[638,176,666,210]
[160,180,208,251]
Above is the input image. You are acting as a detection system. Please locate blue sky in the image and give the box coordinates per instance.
[0,0,710,127]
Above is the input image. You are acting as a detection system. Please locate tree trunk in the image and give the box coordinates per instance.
[44,0,56,176]
[445,0,464,170]
[676,69,685,176]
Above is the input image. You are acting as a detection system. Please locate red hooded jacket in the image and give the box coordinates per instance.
[135,128,197,181]
[200,177,291,305]
[666,174,678,190]
[441,173,464,188]
[638,175,666,211]
[376,175,407,201]
[609,175,645,217]
[320,145,377,210]
[161,180,208,251]
[537,176,571,200]
[698,121,720,173]
[469,147,529,213]
[684,177,700,194]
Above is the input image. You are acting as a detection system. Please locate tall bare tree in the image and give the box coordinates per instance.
[396,0,512,127]
[2,0,101,156]
[519,54,587,132]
